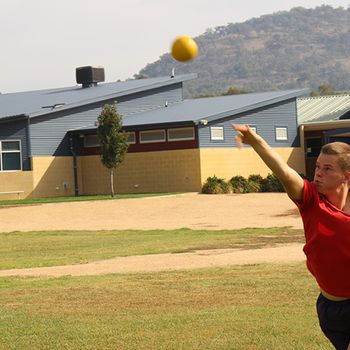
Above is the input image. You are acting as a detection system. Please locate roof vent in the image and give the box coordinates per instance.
[76,66,105,88]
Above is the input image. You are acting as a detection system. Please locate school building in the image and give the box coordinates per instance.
[0,66,312,199]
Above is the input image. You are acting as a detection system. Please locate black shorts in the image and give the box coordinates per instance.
[316,293,350,350]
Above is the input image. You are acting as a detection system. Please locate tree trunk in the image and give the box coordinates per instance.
[110,168,115,197]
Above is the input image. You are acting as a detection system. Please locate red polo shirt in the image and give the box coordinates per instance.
[294,180,350,297]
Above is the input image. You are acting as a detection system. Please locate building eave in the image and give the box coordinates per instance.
[301,119,350,131]
[0,114,27,123]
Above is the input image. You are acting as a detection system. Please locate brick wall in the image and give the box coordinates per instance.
[80,149,202,194]
[200,147,305,183]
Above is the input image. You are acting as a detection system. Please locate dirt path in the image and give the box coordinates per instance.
[0,244,305,278]
[0,193,305,277]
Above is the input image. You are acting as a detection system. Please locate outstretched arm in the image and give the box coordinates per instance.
[232,124,304,202]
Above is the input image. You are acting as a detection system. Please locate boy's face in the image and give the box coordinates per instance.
[313,153,349,195]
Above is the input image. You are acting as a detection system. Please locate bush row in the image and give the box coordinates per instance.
[201,174,286,194]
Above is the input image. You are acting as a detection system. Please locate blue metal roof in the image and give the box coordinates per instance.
[121,88,309,128]
[68,88,309,133]
[0,74,196,120]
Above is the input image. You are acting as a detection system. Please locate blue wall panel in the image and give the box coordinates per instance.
[30,84,183,156]
[198,99,299,148]
[0,118,30,170]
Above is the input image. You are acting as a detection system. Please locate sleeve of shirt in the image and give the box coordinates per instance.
[290,179,316,213]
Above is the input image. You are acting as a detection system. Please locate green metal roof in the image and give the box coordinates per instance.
[297,94,350,124]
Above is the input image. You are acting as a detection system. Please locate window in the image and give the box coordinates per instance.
[168,127,195,141]
[275,127,288,141]
[0,140,22,171]
[127,132,136,144]
[84,135,100,147]
[249,125,257,133]
[140,130,166,143]
[210,127,224,141]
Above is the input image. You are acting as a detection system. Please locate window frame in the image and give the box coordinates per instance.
[126,131,136,145]
[139,129,166,144]
[167,127,195,142]
[275,126,288,141]
[210,126,225,141]
[0,140,22,171]
[249,125,257,134]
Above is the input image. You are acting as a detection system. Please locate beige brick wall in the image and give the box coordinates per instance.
[80,149,202,194]
[31,157,76,198]
[0,147,306,200]
[200,147,305,183]
[0,171,34,199]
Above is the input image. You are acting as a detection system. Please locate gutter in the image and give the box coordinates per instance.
[68,132,79,196]
[25,115,32,170]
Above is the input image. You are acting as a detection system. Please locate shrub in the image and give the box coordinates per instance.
[247,174,264,192]
[219,179,232,194]
[202,176,232,194]
[230,175,251,193]
[203,173,289,194]
[261,174,285,192]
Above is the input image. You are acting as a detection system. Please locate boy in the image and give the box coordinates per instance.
[233,124,350,350]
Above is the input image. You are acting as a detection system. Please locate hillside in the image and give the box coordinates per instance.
[137,5,350,98]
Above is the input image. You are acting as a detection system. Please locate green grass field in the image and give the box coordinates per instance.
[0,228,332,349]
[0,228,303,269]
[0,192,181,207]
[0,265,331,350]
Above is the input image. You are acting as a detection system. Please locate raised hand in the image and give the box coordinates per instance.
[231,124,257,147]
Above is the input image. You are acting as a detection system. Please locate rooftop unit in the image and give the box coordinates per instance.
[76,66,105,88]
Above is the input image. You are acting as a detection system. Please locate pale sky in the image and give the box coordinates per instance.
[1,0,349,93]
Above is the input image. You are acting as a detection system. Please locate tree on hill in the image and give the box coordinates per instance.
[223,86,251,95]
[310,84,348,96]
[97,103,129,197]
[194,86,250,98]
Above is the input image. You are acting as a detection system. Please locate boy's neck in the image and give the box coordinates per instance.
[326,188,350,213]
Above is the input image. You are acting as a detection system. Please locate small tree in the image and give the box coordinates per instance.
[97,103,129,197]
[310,84,337,96]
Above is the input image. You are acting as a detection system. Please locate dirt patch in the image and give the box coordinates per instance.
[0,193,305,277]
[0,192,303,232]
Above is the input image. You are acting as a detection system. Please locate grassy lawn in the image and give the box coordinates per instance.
[0,227,330,349]
[0,192,181,206]
[0,263,331,350]
[0,227,304,269]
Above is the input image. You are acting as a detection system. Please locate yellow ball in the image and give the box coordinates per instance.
[171,36,198,62]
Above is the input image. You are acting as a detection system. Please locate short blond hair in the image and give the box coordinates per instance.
[321,142,350,172]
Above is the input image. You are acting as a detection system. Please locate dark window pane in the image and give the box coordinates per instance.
[84,135,100,147]
[127,132,135,143]
[2,141,20,151]
[2,153,21,170]
[140,130,165,142]
[306,138,322,157]
[168,128,194,140]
